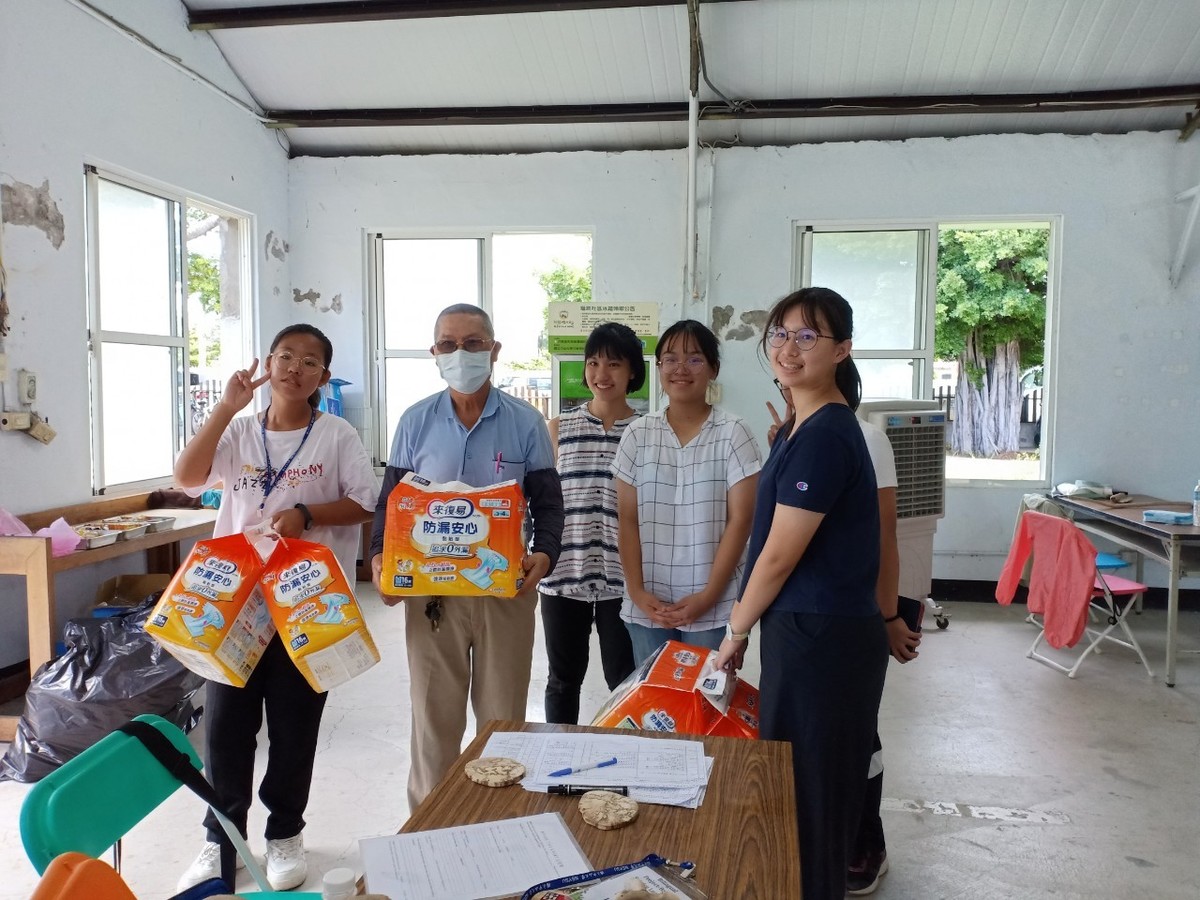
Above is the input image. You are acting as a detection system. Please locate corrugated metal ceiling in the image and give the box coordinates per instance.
[179,0,1200,156]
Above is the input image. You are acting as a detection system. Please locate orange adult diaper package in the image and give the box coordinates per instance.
[146,533,274,687]
[591,640,759,740]
[259,537,380,692]
[380,472,528,598]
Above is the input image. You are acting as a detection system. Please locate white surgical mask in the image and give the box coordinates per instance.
[436,349,493,394]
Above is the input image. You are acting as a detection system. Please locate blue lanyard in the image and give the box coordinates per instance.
[259,406,316,511]
[520,854,694,899]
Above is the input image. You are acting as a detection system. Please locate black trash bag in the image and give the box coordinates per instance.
[0,594,204,783]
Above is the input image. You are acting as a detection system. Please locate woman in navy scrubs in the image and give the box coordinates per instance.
[715,287,888,900]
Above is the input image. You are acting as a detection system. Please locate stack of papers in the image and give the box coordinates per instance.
[481,731,714,809]
[361,812,590,900]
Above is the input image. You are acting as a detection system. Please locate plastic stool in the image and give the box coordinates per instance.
[31,852,137,900]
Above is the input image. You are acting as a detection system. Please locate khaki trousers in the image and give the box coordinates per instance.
[403,593,538,810]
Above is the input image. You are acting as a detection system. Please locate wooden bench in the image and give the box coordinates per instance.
[0,492,217,741]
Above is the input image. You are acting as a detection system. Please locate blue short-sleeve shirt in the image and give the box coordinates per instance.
[388,387,555,488]
[741,402,880,617]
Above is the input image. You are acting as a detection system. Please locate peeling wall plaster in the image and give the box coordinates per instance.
[711,305,733,334]
[292,287,342,313]
[1,179,65,248]
[712,305,768,341]
[265,229,289,261]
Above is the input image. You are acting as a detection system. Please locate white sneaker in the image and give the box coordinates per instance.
[176,841,246,892]
[266,833,308,891]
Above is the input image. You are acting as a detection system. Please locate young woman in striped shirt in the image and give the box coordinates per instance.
[537,322,645,723]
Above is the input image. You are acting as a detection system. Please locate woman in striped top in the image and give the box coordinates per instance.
[538,322,645,724]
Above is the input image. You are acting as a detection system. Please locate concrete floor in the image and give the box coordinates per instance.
[1,590,1198,899]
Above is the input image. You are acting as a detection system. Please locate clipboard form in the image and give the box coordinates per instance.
[361,812,590,900]
[482,731,714,809]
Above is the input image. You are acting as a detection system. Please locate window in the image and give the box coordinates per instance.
[795,220,1053,482]
[798,227,934,399]
[369,232,592,463]
[85,168,249,491]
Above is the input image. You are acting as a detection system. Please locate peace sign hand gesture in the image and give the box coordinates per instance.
[220,359,270,413]
[766,398,794,447]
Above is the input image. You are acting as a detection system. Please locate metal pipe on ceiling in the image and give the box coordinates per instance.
[685,0,700,307]
[188,0,757,30]
[263,84,1200,128]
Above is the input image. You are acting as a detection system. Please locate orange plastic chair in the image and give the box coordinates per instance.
[30,852,137,900]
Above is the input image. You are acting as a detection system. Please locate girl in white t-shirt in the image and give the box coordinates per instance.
[173,324,378,893]
[612,319,761,664]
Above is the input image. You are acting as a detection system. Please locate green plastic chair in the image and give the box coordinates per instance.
[20,714,320,896]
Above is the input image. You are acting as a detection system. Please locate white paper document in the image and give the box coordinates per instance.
[481,731,714,808]
[360,812,591,900]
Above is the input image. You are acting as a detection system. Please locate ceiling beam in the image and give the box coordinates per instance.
[265,84,1200,128]
[188,0,755,30]
[268,102,685,127]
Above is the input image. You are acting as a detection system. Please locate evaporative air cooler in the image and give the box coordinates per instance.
[857,400,950,629]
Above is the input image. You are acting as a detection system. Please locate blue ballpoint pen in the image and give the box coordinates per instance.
[548,757,618,778]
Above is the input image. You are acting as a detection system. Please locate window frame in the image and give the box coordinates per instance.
[85,166,253,493]
[793,222,937,398]
[367,228,593,467]
[792,216,1059,486]
[367,231,490,466]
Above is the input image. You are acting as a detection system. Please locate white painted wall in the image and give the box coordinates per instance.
[285,150,690,429]
[289,132,1200,590]
[0,1,290,666]
[705,133,1200,580]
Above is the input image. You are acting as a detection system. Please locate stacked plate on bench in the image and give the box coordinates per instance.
[72,514,176,549]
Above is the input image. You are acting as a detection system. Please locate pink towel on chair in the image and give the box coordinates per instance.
[996,510,1096,648]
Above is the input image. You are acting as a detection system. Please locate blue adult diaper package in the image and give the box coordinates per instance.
[1142,509,1193,525]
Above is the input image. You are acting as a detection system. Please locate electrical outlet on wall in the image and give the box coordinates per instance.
[18,369,37,405]
[27,413,55,445]
[1,411,31,430]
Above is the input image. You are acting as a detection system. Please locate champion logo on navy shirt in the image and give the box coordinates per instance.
[795,481,809,491]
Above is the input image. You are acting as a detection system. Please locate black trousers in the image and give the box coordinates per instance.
[539,593,635,724]
[760,610,888,900]
[854,732,886,858]
[202,635,328,843]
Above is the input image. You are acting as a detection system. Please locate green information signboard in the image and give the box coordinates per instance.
[558,359,651,400]
[548,301,660,414]
[546,301,659,355]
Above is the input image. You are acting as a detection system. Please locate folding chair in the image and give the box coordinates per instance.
[30,852,137,900]
[1027,568,1155,678]
[997,510,1154,679]
[19,714,320,897]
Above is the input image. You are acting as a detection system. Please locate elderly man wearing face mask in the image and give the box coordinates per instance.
[370,303,564,810]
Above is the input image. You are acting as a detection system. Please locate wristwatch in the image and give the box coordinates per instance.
[293,502,314,530]
[725,623,750,642]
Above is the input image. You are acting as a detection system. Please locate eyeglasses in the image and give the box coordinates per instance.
[766,327,835,351]
[657,355,708,372]
[433,338,494,354]
[270,350,325,372]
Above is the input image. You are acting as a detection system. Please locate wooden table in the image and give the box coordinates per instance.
[0,502,217,740]
[400,719,801,898]
[1053,494,1200,686]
